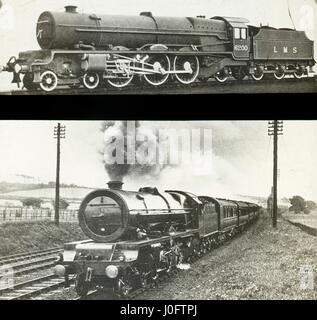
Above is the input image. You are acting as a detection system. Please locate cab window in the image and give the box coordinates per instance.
[241,28,247,39]
[234,28,240,39]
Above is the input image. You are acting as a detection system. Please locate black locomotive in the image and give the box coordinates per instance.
[0,5,315,92]
[54,181,261,298]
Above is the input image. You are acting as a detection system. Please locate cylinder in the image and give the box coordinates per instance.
[81,54,108,72]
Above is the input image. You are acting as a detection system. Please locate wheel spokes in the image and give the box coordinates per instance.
[143,55,170,86]
[83,72,100,90]
[174,56,200,84]
[40,71,58,92]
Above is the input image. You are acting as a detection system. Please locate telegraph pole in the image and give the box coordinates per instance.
[54,123,66,226]
[268,121,283,228]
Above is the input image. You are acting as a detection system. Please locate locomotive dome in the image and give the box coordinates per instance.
[78,182,189,243]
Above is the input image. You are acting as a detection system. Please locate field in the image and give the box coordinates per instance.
[283,210,317,236]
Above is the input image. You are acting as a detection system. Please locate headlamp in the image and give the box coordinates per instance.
[105,265,119,279]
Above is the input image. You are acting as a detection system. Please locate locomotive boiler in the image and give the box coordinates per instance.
[1,5,314,92]
[36,6,227,50]
[77,181,195,243]
[54,181,260,298]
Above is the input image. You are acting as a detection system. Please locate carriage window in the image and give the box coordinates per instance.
[241,28,247,39]
[234,28,240,39]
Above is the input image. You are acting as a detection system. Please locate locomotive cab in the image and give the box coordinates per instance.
[213,16,251,60]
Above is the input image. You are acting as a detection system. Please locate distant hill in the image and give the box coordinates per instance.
[0,187,94,201]
[0,181,91,195]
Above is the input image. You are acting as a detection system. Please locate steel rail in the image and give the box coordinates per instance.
[0,247,62,266]
[0,274,65,300]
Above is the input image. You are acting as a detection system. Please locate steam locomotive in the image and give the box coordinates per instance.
[54,181,261,298]
[0,5,315,92]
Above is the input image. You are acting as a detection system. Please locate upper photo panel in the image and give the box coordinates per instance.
[0,0,316,95]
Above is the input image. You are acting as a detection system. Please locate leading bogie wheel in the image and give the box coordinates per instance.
[83,72,100,90]
[143,54,170,86]
[174,55,200,85]
[40,70,58,92]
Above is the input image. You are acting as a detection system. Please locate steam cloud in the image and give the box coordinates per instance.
[101,121,172,182]
[101,121,270,201]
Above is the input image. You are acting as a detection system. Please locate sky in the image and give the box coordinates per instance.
[0,120,317,201]
[0,0,316,90]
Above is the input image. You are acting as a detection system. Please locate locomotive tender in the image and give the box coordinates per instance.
[0,5,315,92]
[54,181,261,298]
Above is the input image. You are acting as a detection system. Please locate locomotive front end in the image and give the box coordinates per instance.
[54,182,192,297]
[78,187,129,243]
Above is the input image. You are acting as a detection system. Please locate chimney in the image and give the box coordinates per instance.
[107,181,123,190]
[65,6,78,13]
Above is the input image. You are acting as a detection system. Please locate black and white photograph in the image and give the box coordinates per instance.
[0,0,316,313]
[0,0,316,94]
[0,120,316,303]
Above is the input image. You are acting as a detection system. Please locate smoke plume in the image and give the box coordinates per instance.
[101,121,172,182]
[101,121,270,199]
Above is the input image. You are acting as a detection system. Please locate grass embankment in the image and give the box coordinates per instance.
[0,221,87,256]
[138,214,317,300]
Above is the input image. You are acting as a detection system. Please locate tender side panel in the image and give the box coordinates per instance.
[252,29,314,61]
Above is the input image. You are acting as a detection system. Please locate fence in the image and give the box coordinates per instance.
[0,207,78,223]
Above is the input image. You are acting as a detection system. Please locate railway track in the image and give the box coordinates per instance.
[0,274,65,300]
[1,76,316,95]
[0,247,62,266]
[0,247,64,300]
